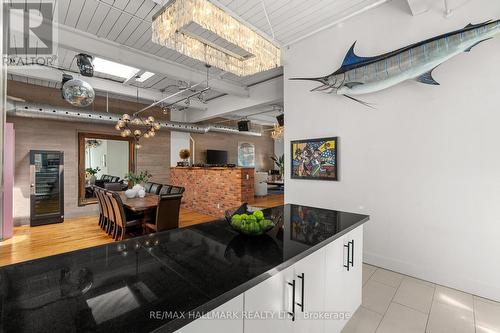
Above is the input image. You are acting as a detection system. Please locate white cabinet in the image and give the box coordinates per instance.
[324,226,363,332]
[176,225,364,333]
[244,266,295,333]
[292,248,326,333]
[176,294,244,333]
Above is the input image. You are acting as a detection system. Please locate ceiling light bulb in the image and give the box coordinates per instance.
[154,123,161,130]
[132,118,141,125]
[121,131,128,137]
[122,114,130,122]
[134,129,142,136]
[115,124,122,130]
[149,130,156,137]
[135,144,142,149]
[144,132,150,139]
[147,116,155,123]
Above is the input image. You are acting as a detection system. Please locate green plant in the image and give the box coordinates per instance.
[85,167,101,176]
[271,154,284,176]
[125,170,152,184]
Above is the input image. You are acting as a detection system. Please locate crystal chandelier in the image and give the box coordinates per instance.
[271,124,284,141]
[152,0,281,77]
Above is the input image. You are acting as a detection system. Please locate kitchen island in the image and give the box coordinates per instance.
[0,204,369,333]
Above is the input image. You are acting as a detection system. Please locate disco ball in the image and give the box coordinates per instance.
[62,79,95,107]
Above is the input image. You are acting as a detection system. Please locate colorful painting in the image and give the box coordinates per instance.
[291,137,338,181]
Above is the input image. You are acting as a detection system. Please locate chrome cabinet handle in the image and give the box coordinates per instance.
[343,243,350,271]
[288,280,296,321]
[349,240,355,268]
[297,273,305,312]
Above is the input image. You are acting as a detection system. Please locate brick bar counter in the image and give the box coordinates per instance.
[170,167,255,217]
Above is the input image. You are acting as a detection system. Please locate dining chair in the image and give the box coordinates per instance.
[144,194,183,233]
[158,185,172,196]
[107,192,142,240]
[149,183,163,195]
[169,186,185,195]
[92,185,104,228]
[143,182,154,193]
[102,190,116,236]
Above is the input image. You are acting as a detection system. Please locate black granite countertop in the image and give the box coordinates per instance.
[0,204,369,333]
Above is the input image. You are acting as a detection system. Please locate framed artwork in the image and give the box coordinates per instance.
[238,142,255,167]
[291,137,338,181]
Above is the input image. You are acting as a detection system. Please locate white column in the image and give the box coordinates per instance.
[170,111,192,167]
[0,2,6,240]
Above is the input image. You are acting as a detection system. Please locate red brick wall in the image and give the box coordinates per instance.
[170,167,255,217]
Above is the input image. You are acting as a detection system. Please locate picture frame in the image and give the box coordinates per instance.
[291,137,338,181]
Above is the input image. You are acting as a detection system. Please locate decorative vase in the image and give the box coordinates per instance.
[125,189,137,199]
[138,189,146,198]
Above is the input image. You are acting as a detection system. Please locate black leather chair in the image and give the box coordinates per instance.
[169,186,185,195]
[96,175,121,189]
[143,182,154,193]
[159,185,172,196]
[144,194,182,233]
[149,183,163,195]
[107,191,142,240]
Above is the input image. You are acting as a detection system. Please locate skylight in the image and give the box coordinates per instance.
[92,57,140,80]
[135,71,155,82]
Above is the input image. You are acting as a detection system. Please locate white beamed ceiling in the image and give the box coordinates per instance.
[8,0,387,118]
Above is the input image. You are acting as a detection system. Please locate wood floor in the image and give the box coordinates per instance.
[0,194,284,267]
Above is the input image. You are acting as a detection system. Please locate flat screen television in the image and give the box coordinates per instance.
[206,150,228,165]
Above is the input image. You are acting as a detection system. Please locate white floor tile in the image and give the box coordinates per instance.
[342,306,383,333]
[434,286,474,311]
[427,300,475,333]
[393,278,435,314]
[363,264,377,286]
[474,296,500,333]
[363,280,397,315]
[404,276,435,288]
[376,303,428,333]
[370,269,404,288]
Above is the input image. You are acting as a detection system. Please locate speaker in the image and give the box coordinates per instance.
[76,53,94,77]
[238,120,250,132]
[276,114,284,126]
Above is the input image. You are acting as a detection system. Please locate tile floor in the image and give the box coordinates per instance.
[342,264,500,333]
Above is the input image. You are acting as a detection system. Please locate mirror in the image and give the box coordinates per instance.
[78,133,135,206]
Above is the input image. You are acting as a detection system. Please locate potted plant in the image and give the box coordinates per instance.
[271,154,284,180]
[178,149,191,167]
[85,167,101,185]
[125,170,152,188]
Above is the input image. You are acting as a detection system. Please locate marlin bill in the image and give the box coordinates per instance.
[290,20,500,106]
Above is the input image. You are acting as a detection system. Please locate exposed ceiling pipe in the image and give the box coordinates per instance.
[7,103,262,137]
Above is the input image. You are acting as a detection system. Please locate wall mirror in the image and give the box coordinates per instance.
[78,133,135,206]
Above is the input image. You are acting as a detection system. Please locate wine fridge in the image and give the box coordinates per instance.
[30,150,64,226]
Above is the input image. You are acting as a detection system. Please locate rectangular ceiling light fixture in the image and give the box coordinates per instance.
[93,57,140,80]
[152,0,281,77]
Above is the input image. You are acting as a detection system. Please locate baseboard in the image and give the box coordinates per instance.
[363,251,500,303]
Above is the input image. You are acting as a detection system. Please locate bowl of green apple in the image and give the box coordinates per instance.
[225,205,275,236]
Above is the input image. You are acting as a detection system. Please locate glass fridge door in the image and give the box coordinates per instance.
[30,150,64,226]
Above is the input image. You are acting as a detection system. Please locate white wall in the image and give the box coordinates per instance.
[170,131,192,167]
[284,0,500,301]
[107,140,129,179]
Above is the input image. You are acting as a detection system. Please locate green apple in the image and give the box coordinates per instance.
[253,210,264,221]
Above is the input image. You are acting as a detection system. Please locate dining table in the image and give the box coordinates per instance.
[118,191,159,212]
